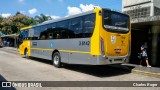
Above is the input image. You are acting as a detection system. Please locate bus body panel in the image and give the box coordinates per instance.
[29,38,124,65]
[90,8,101,56]
[100,29,130,56]
[30,38,91,64]
[19,40,31,56]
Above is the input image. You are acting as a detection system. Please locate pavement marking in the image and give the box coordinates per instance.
[131,69,160,78]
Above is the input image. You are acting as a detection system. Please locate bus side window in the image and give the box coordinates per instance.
[69,17,83,38]
[45,28,53,39]
[61,29,68,39]
[48,33,53,39]
[50,29,60,39]
[56,34,60,39]
[56,21,69,39]
[83,14,96,38]
[53,32,57,39]
[40,31,47,40]
[40,35,46,40]
[68,30,75,38]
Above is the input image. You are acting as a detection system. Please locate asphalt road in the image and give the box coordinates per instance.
[0,47,160,90]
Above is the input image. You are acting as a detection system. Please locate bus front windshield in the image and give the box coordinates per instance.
[19,30,29,41]
[103,9,130,33]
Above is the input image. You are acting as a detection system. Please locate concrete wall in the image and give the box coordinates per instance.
[122,0,152,7]
[122,0,153,16]
[151,26,160,66]
[122,0,160,16]
[154,0,160,8]
[122,3,152,11]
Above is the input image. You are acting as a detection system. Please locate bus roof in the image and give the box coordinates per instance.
[21,8,128,30]
[20,9,97,31]
[32,9,98,28]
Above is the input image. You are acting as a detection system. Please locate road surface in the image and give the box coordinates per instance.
[0,47,159,90]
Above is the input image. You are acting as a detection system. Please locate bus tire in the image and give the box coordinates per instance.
[52,52,61,68]
[24,49,29,59]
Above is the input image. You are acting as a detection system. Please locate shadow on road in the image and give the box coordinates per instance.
[26,57,53,65]
[0,75,16,90]
[63,64,135,77]
[28,57,135,77]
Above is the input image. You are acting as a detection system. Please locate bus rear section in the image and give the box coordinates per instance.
[97,9,131,64]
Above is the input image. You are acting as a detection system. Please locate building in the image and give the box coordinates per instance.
[1,34,19,47]
[122,0,160,18]
[122,0,160,67]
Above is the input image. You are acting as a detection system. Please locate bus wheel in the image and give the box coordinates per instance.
[24,49,29,59]
[52,52,61,68]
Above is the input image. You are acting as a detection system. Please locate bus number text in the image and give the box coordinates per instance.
[79,41,90,46]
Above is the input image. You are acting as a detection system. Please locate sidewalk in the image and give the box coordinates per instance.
[1,46,18,51]
[122,63,160,78]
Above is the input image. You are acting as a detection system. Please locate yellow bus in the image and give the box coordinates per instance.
[19,8,131,67]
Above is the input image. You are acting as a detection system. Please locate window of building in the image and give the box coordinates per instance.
[124,6,150,19]
[154,7,160,16]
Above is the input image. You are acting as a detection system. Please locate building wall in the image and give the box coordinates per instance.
[122,0,160,17]
[153,0,160,8]
[122,0,152,6]
[122,0,160,66]
[153,0,160,16]
[122,0,153,18]
[122,0,156,18]
[122,3,152,11]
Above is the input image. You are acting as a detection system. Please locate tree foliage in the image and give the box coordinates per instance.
[0,12,53,34]
[0,12,36,34]
[0,15,3,32]
[34,14,52,24]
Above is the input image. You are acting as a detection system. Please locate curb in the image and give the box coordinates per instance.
[131,69,160,78]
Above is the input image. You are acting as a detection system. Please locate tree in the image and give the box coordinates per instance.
[0,15,4,32]
[0,12,36,34]
[34,14,52,23]
[0,15,3,22]
[16,11,21,15]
